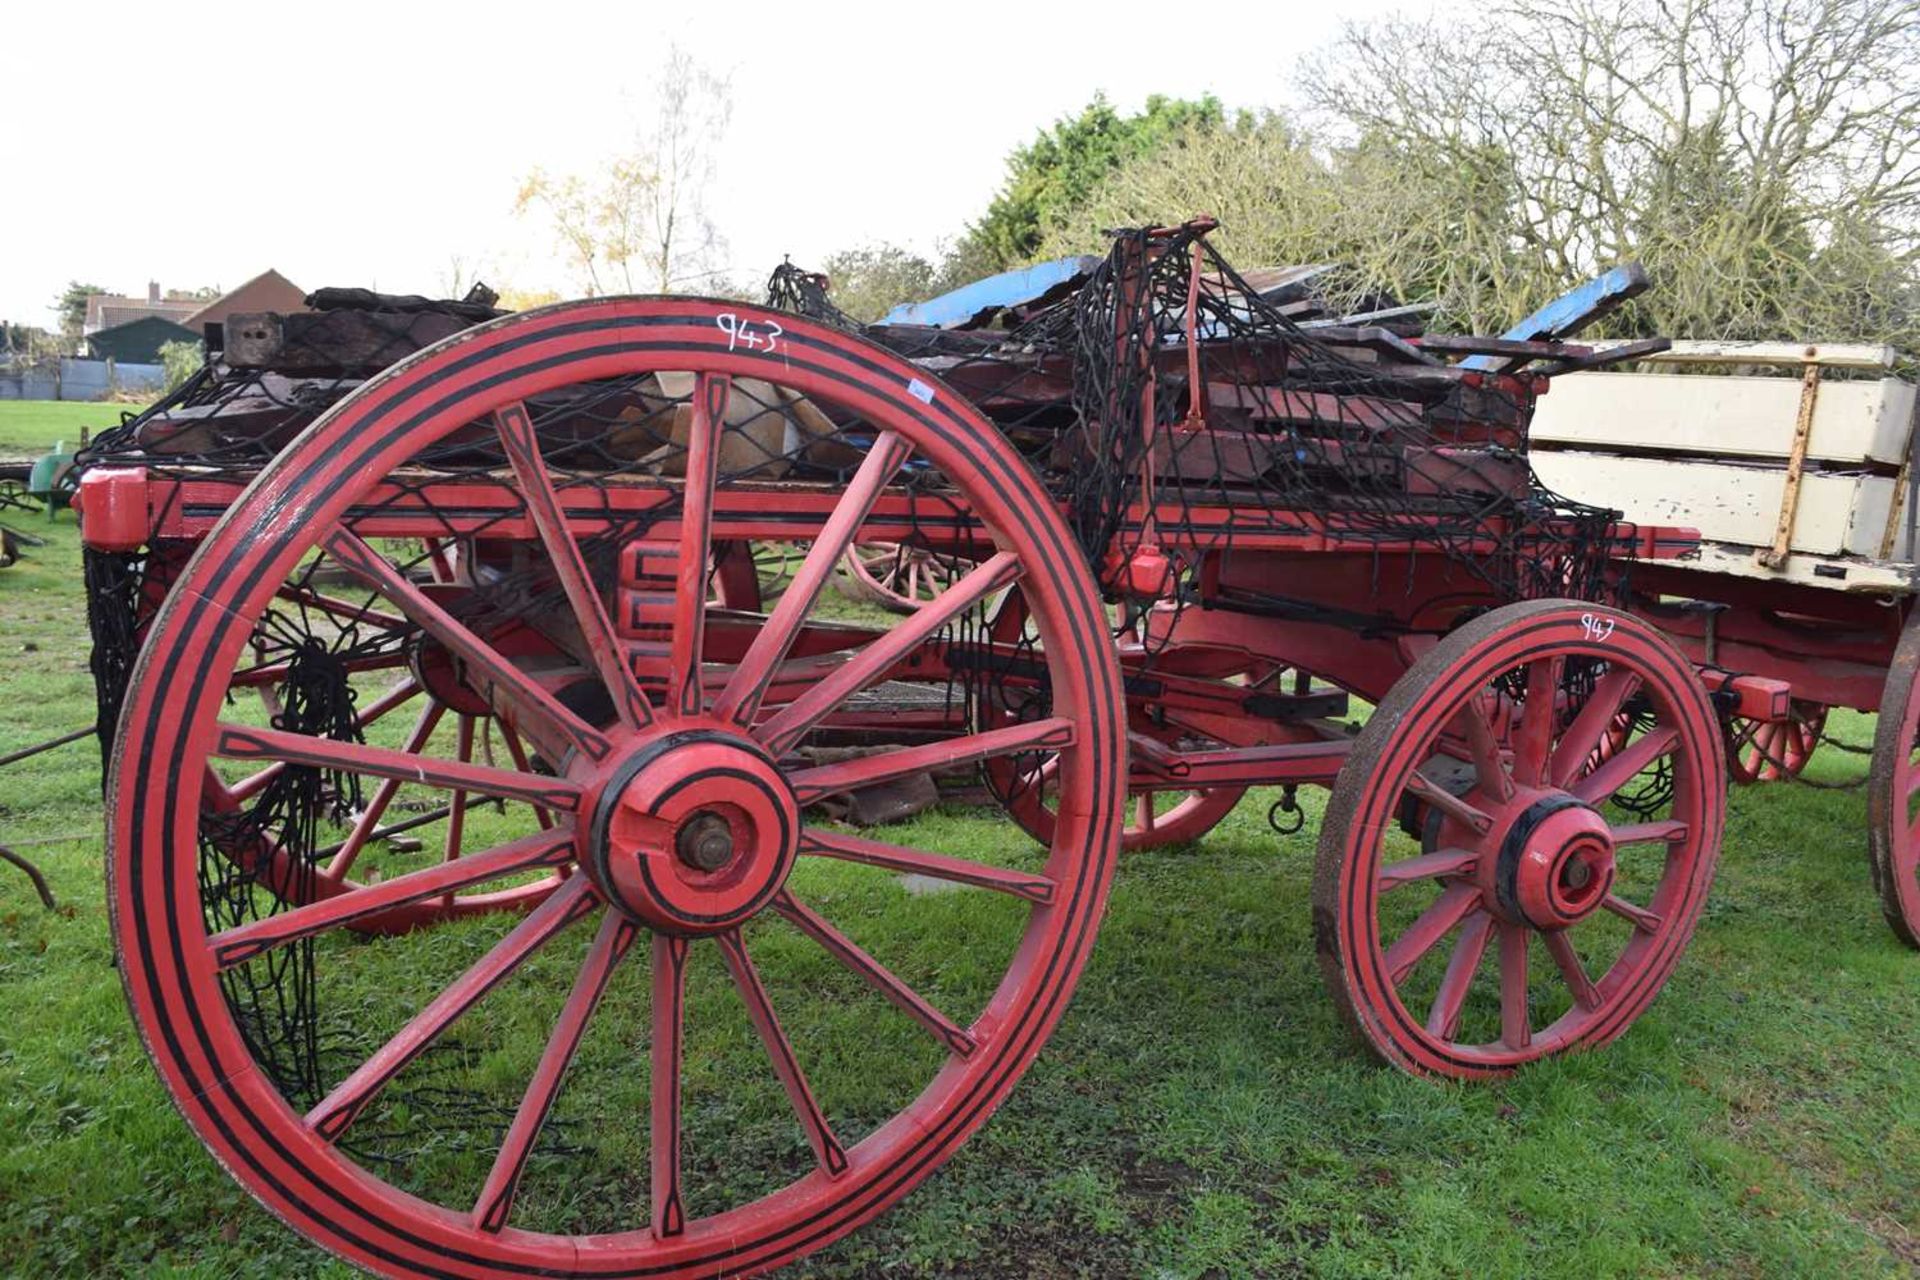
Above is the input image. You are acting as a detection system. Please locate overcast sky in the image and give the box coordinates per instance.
[0,0,1411,325]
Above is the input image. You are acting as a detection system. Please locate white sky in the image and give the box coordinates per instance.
[0,0,1409,326]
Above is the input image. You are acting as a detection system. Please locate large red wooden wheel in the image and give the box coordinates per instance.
[109,297,1126,1278]
[1726,700,1827,784]
[1314,600,1725,1079]
[1867,614,1920,948]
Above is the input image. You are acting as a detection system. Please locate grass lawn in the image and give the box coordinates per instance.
[0,401,137,459]
[0,516,1914,1278]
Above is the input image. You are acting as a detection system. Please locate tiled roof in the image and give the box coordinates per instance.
[84,295,201,332]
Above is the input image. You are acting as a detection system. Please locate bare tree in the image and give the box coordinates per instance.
[517,49,732,297]
[1297,0,1920,342]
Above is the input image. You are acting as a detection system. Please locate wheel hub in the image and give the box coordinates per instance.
[585,728,798,934]
[1493,794,1616,929]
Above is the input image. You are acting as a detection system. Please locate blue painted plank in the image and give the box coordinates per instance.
[1462,263,1649,371]
[880,256,1103,330]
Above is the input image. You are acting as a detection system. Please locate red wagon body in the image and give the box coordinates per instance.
[73,223,1752,1277]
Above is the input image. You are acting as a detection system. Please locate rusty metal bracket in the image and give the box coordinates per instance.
[1881,457,1910,559]
[1757,350,1823,569]
[0,846,55,910]
[0,725,94,910]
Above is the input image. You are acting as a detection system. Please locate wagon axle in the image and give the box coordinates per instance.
[1490,793,1618,930]
[592,728,799,934]
[676,810,736,872]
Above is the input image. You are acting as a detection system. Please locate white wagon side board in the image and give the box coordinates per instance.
[1528,342,1917,588]
[1533,374,1916,467]
[1532,451,1906,560]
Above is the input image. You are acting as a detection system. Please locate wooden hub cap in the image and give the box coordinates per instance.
[586,729,798,934]
[1495,794,1616,930]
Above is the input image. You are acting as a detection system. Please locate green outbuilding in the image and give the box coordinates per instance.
[86,314,199,364]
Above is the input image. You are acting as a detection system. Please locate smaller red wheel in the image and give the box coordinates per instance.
[838,542,962,613]
[1867,617,1920,948]
[1315,599,1726,1079]
[982,593,1250,851]
[999,716,1248,852]
[1726,700,1827,784]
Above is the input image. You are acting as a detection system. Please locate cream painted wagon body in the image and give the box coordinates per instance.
[1531,341,1920,943]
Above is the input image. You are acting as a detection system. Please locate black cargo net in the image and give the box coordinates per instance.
[198,626,368,1109]
[764,260,854,330]
[764,226,1635,777]
[1057,225,1622,607]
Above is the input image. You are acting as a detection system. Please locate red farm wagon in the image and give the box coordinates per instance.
[73,221,1753,1277]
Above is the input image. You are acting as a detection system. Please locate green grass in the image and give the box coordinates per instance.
[0,401,136,459]
[0,518,1915,1278]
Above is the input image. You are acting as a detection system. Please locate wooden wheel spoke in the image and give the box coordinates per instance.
[474,912,639,1233]
[1511,656,1563,787]
[275,582,410,633]
[1542,929,1601,1011]
[789,716,1073,807]
[1457,692,1513,801]
[443,714,477,872]
[230,676,424,806]
[214,721,582,814]
[651,933,690,1240]
[498,720,556,831]
[1602,892,1664,933]
[323,527,613,763]
[664,374,728,717]
[212,829,574,969]
[712,432,914,728]
[1425,910,1493,1039]
[1406,771,1493,834]
[774,891,977,1058]
[800,828,1055,903]
[304,878,597,1141]
[1572,726,1679,805]
[716,929,848,1178]
[1377,849,1477,892]
[496,401,653,732]
[757,551,1022,755]
[1384,883,1481,984]
[228,651,410,688]
[1498,923,1531,1050]
[1549,669,1641,788]
[1610,819,1688,847]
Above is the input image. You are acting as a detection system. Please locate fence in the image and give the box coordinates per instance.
[0,357,166,401]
